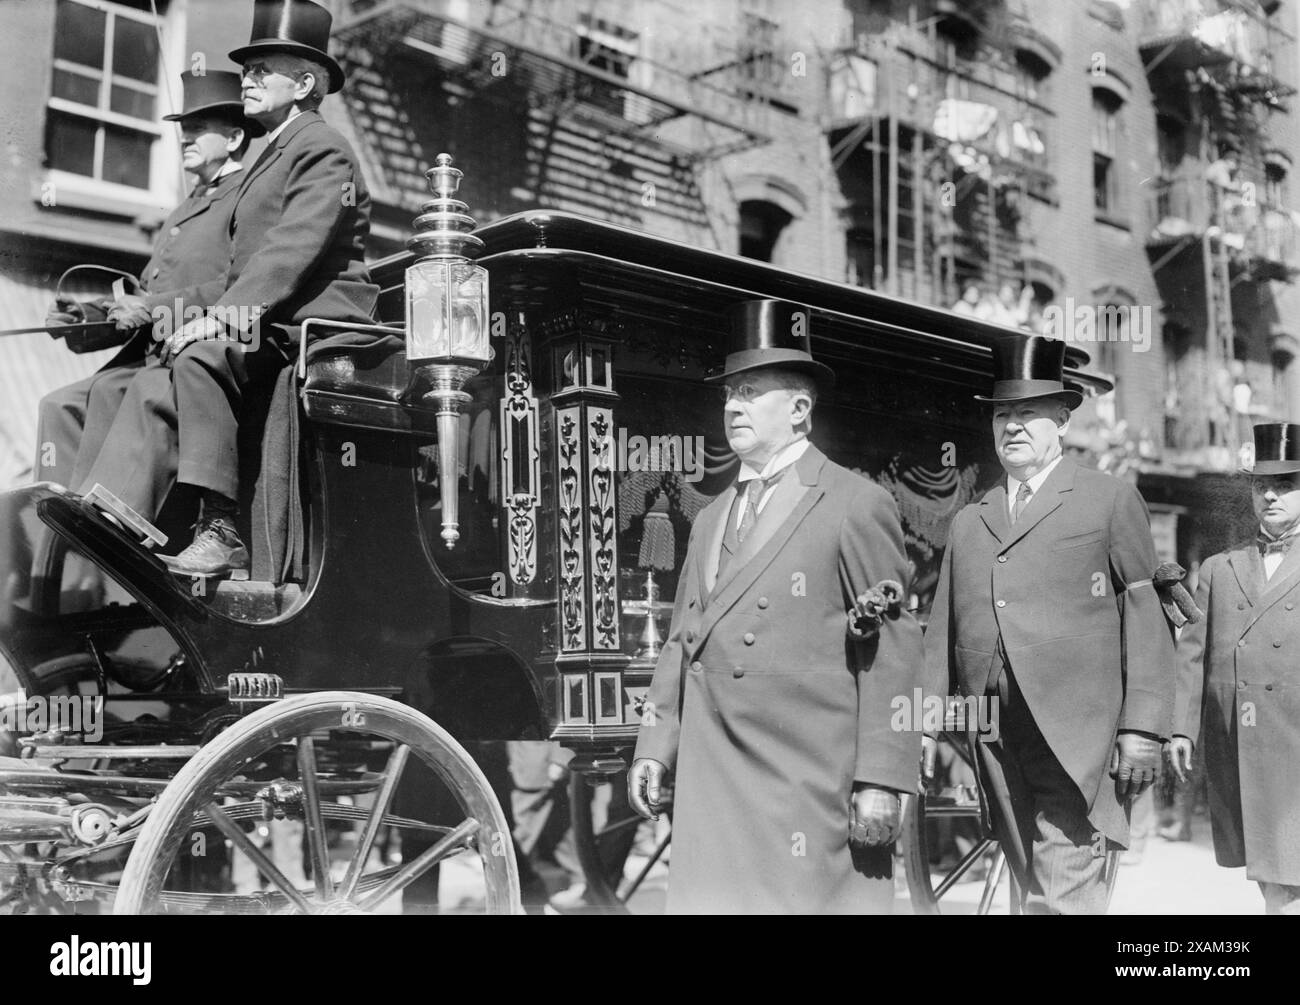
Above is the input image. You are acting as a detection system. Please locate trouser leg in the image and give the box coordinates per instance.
[1259,882,1300,915]
[67,359,147,488]
[75,360,178,520]
[35,376,95,486]
[173,335,290,501]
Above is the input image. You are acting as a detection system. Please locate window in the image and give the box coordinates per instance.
[739,200,792,262]
[45,0,163,191]
[1092,89,1122,217]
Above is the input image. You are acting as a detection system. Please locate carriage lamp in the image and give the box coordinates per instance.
[406,153,492,548]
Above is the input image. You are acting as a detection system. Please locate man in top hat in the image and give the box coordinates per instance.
[1170,422,1300,915]
[76,0,381,576]
[35,70,261,490]
[627,299,925,913]
[924,334,1175,914]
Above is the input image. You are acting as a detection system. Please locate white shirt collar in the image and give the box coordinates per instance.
[737,437,810,484]
[264,108,305,144]
[1006,454,1063,515]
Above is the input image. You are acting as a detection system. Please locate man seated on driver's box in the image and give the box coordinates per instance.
[35,70,260,491]
[75,0,382,579]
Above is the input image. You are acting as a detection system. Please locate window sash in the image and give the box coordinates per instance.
[47,0,163,189]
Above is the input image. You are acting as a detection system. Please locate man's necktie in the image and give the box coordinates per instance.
[1011,482,1033,524]
[737,469,786,544]
[1258,533,1296,557]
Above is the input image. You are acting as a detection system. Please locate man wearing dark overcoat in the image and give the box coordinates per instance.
[627,298,925,914]
[35,70,260,489]
[1171,422,1300,915]
[77,0,380,576]
[925,334,1176,914]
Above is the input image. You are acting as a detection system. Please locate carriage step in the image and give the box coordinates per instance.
[189,580,304,622]
[227,672,285,706]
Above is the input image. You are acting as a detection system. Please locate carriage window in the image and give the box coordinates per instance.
[615,373,735,662]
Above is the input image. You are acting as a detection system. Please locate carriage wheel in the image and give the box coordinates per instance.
[568,769,669,913]
[113,692,521,915]
[901,731,1008,915]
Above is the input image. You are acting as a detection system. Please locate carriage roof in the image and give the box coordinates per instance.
[370,209,1110,398]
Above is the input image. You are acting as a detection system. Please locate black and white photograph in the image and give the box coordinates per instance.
[0,0,1292,976]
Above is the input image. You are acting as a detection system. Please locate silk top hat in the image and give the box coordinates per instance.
[1243,422,1300,475]
[707,299,836,389]
[974,334,1083,410]
[229,0,345,94]
[162,71,265,137]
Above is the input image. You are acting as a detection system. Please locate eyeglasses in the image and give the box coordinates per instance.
[719,382,767,404]
[241,62,303,84]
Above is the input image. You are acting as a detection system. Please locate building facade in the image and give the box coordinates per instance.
[1,0,1297,565]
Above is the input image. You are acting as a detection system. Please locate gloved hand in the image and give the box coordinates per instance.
[1167,736,1194,785]
[107,293,153,331]
[849,785,901,847]
[920,735,937,784]
[628,758,669,821]
[45,297,84,328]
[1110,731,1162,799]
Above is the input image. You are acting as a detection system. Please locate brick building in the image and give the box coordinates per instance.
[0,0,1297,565]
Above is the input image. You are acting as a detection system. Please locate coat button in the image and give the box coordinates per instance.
[1266,683,1274,691]
[1238,603,1246,610]
[169,226,180,236]
[688,599,696,609]
[1288,603,1295,611]
[150,267,160,279]
[997,555,1007,563]
[743,632,755,645]
[733,669,745,679]
[1238,681,1247,690]
[686,631,695,643]
[757,597,769,609]
[1274,641,1282,648]
[691,661,702,672]
[1238,640,1246,647]
[996,599,1007,608]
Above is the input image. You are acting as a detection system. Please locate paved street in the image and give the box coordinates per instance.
[439,807,1265,915]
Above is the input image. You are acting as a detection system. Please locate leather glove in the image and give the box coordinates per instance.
[1110,731,1162,799]
[45,297,83,328]
[920,735,937,785]
[628,758,669,821]
[849,785,901,847]
[1167,736,1194,785]
[107,293,153,332]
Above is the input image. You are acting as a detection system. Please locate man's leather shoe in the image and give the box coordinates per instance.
[163,516,249,577]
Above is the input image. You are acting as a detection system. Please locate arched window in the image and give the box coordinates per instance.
[738,200,793,263]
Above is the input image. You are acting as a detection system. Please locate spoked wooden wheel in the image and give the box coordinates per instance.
[569,770,669,913]
[113,692,521,915]
[902,731,1007,915]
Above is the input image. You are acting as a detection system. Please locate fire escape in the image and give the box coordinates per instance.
[825,0,1057,310]
[1141,0,1298,467]
[331,0,774,251]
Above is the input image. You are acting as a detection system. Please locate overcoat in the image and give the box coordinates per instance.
[634,444,924,913]
[1175,541,1300,884]
[924,457,1175,845]
[35,167,245,487]
[142,109,378,332]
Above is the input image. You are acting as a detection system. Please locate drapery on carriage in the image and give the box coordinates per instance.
[0,158,1109,915]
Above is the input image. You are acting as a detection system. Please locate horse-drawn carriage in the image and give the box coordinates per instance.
[0,166,1108,914]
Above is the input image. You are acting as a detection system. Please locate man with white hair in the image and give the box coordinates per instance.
[78,0,380,576]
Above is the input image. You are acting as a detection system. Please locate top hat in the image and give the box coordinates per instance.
[706,299,835,389]
[229,0,345,94]
[162,71,265,137]
[974,334,1083,409]
[1243,422,1300,475]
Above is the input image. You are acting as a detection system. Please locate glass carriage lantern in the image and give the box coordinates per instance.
[405,153,491,549]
